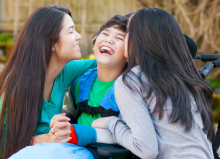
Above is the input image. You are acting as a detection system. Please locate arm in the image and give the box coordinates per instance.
[72,124,97,146]
[32,114,72,145]
[32,133,52,145]
[32,131,71,145]
[104,77,158,159]
[64,59,97,87]
[50,114,97,146]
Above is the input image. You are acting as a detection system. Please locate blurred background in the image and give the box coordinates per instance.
[0,0,220,122]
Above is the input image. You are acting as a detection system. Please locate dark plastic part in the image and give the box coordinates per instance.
[86,147,109,159]
[213,59,220,68]
[183,34,197,58]
[97,146,132,157]
[199,63,214,79]
[200,54,220,62]
[194,55,201,59]
[213,121,220,159]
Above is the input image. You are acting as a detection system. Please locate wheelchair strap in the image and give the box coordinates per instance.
[75,100,119,119]
[73,68,120,119]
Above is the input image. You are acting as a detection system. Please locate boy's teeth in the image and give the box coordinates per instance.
[100,46,114,54]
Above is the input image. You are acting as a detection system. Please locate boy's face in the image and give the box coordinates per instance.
[94,25,126,69]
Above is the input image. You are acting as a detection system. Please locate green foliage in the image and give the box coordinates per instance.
[0,33,13,46]
[80,54,95,60]
[206,76,220,92]
[206,76,220,122]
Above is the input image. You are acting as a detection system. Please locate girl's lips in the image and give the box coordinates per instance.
[74,44,80,50]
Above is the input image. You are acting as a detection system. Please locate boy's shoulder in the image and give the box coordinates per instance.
[70,68,97,103]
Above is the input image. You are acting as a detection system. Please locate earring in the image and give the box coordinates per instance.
[92,47,94,51]
[52,47,55,52]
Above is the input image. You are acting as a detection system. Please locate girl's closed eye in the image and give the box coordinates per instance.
[69,28,75,34]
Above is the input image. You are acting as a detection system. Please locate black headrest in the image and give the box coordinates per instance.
[183,34,197,58]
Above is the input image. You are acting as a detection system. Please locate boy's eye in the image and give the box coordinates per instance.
[117,37,124,41]
[102,32,108,36]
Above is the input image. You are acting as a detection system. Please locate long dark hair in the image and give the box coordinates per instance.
[0,6,71,158]
[123,8,215,142]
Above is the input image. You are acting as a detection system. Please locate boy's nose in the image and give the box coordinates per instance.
[105,38,114,44]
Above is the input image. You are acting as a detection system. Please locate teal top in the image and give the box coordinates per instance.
[0,59,97,136]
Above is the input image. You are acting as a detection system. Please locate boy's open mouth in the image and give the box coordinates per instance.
[99,46,114,55]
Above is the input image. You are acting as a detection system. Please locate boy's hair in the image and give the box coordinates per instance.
[92,15,128,45]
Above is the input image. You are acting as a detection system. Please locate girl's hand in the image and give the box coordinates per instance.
[49,113,72,142]
[91,117,109,129]
[50,113,69,128]
[47,131,71,143]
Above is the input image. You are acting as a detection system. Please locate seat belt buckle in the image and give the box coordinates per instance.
[88,107,95,118]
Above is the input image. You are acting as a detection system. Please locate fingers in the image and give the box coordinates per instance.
[91,117,108,129]
[91,120,99,128]
[50,127,61,134]
[49,114,73,143]
[52,120,70,129]
[55,130,71,137]
[55,116,70,122]
[49,133,71,143]
[50,116,70,128]
[60,137,72,143]
[50,128,71,137]
[51,113,66,121]
[52,114,70,122]
[50,130,71,141]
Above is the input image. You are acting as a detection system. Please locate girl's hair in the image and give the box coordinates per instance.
[0,6,71,158]
[123,8,215,142]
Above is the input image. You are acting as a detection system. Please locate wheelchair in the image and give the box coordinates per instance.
[194,54,220,159]
[63,88,140,159]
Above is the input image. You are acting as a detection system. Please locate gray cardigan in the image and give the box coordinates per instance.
[105,66,214,159]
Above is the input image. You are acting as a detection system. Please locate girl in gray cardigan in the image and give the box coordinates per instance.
[92,8,215,159]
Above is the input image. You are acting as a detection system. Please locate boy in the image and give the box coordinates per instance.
[58,15,128,148]
[70,15,127,127]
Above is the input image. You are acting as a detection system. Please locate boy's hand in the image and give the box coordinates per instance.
[91,117,109,129]
[49,113,72,142]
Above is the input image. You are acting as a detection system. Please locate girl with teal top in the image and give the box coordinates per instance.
[0,6,96,158]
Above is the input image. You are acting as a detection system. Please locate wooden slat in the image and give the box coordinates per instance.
[28,0,33,16]
[13,0,20,37]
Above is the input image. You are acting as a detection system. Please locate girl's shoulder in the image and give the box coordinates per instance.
[115,65,147,89]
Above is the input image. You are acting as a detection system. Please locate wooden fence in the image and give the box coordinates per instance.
[0,0,143,56]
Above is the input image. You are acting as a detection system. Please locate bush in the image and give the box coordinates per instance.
[206,76,220,122]
[0,33,14,62]
[0,33,13,46]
